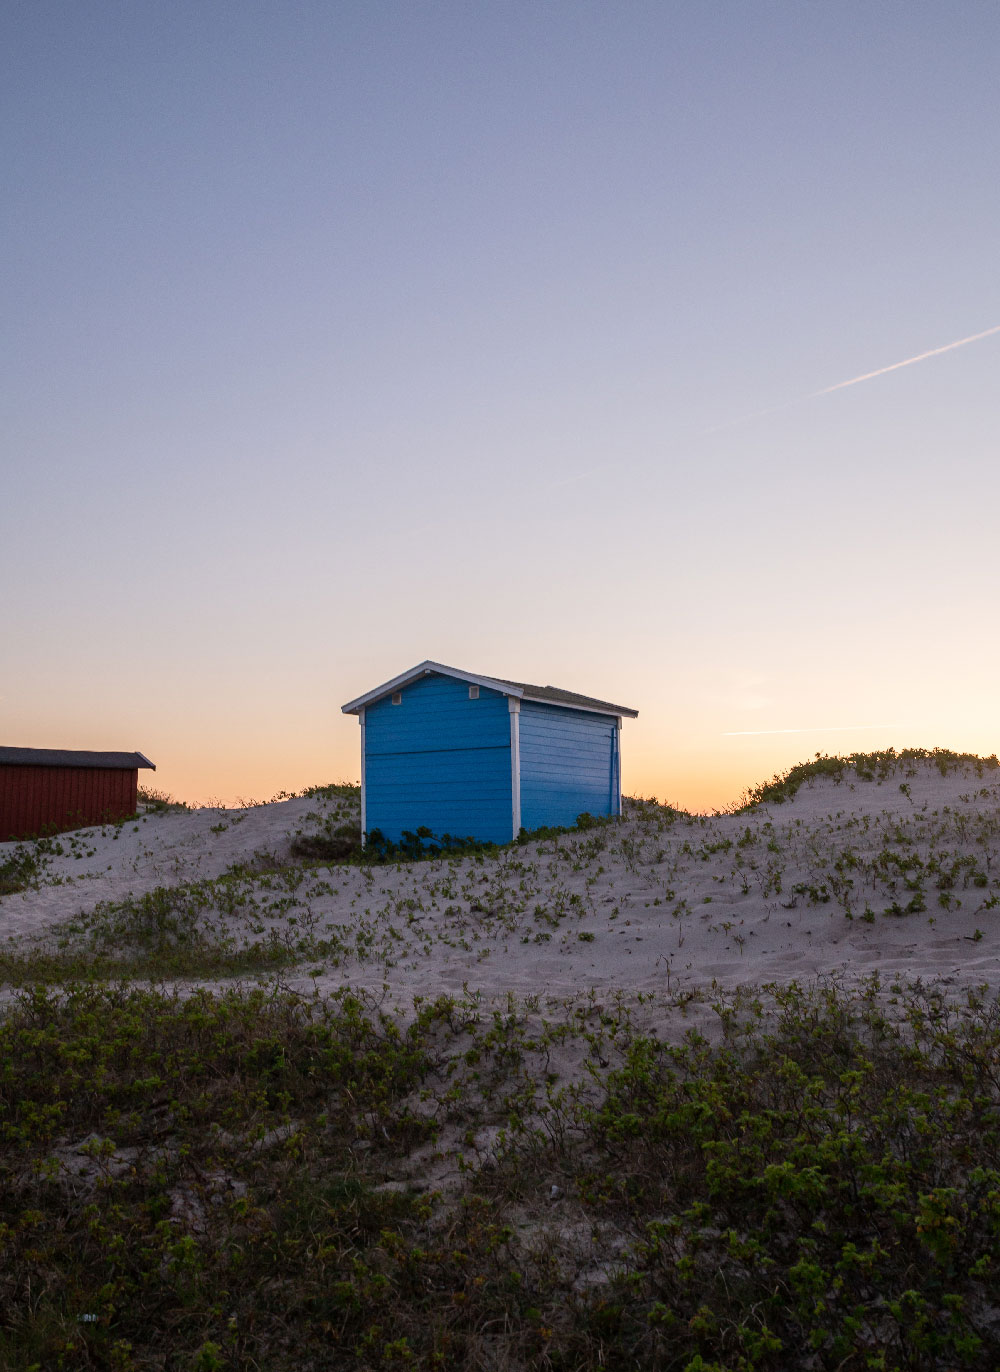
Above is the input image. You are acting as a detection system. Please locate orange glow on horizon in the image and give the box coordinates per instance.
[141,726,1000,820]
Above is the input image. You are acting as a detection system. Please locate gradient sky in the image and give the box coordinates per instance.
[4,2,999,811]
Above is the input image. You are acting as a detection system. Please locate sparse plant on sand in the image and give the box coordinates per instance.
[137,786,190,813]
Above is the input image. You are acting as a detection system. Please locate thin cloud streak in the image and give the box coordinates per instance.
[723,724,896,737]
[707,323,1000,433]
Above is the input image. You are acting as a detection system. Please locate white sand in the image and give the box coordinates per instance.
[3,759,1000,1009]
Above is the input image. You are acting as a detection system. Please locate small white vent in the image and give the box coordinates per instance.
[392,692,402,705]
[468,685,479,700]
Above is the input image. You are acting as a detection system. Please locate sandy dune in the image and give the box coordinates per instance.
[3,758,1000,1009]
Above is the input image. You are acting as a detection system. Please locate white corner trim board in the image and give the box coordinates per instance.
[614,717,622,818]
[359,708,367,846]
[508,696,521,839]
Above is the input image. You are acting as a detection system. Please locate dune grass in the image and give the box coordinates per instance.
[739,748,1000,809]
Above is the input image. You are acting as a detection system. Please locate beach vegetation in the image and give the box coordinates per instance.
[137,788,191,814]
[4,981,1000,1368]
[5,754,1000,1362]
[740,748,999,809]
[0,844,44,896]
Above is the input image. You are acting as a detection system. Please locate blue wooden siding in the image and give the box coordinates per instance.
[364,674,512,844]
[518,701,616,832]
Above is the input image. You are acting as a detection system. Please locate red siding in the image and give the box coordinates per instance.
[0,766,139,841]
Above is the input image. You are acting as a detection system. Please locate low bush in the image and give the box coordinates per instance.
[5,982,1000,1369]
[0,845,42,896]
[290,821,363,862]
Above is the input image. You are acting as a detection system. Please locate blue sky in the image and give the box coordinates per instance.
[3,2,999,807]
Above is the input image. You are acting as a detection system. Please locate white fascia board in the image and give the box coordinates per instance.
[135,752,157,771]
[341,661,524,714]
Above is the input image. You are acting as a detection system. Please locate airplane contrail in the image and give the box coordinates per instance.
[722,724,895,737]
[707,323,1000,432]
[810,323,1000,398]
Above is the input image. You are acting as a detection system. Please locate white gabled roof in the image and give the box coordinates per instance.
[341,661,637,719]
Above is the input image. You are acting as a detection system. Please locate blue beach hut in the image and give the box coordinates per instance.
[341,661,638,845]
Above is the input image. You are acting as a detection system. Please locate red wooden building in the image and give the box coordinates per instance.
[0,748,156,841]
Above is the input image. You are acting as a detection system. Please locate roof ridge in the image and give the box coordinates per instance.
[342,663,637,717]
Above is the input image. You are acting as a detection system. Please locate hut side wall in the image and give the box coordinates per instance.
[518,701,617,833]
[364,674,512,844]
[0,766,138,841]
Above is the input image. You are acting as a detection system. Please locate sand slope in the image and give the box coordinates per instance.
[3,759,1000,1007]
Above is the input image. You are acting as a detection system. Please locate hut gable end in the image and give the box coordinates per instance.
[363,673,513,845]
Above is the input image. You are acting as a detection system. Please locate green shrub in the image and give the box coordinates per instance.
[6,982,1000,1368]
